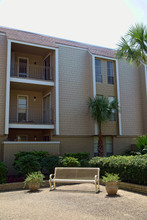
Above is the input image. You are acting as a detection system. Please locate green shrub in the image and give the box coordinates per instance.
[123,150,141,156]
[61,157,80,167]
[0,162,8,184]
[13,154,41,177]
[89,155,147,185]
[64,152,90,161]
[41,155,62,174]
[136,135,147,153]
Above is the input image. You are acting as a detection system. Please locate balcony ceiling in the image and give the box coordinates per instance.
[11,43,53,57]
[10,81,53,92]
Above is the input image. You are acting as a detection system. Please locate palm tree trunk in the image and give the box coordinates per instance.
[98,130,103,156]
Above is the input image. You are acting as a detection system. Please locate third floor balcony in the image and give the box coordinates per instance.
[10,42,55,88]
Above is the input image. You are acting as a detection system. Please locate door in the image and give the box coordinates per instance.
[43,94,51,124]
[18,58,28,78]
[43,55,50,80]
[17,96,28,122]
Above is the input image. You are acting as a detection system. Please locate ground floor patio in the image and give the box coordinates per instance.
[0,183,146,220]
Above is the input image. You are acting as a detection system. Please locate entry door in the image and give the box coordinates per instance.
[43,94,51,124]
[43,56,50,80]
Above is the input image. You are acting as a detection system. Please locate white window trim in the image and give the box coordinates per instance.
[17,95,28,122]
[18,57,29,77]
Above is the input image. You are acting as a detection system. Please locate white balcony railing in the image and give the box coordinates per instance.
[11,63,54,81]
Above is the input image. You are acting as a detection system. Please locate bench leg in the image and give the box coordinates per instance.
[95,182,97,193]
[95,182,100,193]
[97,182,100,192]
[53,182,56,190]
[49,180,53,191]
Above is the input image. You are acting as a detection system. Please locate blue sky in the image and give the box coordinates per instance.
[0,0,146,49]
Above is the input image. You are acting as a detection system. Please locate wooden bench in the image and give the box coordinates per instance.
[49,167,100,193]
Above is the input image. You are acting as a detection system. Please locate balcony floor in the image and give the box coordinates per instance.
[9,123,54,129]
[10,78,54,91]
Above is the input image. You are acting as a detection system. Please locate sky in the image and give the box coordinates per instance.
[0,0,146,49]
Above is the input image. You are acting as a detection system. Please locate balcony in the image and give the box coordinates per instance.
[9,91,54,130]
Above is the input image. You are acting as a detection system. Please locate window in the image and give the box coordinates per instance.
[18,58,28,78]
[17,96,28,122]
[106,136,113,156]
[107,61,114,84]
[108,97,116,121]
[95,59,102,83]
[17,135,27,141]
[94,137,98,156]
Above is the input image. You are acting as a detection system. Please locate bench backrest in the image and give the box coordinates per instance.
[54,167,100,180]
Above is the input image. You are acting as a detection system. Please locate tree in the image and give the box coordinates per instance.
[115,23,147,66]
[88,96,119,156]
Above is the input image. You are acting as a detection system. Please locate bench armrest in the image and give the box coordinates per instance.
[95,175,99,182]
[49,174,55,180]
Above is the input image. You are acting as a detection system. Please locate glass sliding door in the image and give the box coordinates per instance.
[17,96,28,122]
[43,55,51,80]
[18,58,28,78]
[43,94,51,124]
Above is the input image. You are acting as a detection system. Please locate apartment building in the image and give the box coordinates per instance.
[0,27,146,173]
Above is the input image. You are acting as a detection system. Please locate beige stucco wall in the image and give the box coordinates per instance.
[118,60,143,135]
[0,35,7,135]
[58,46,93,135]
[113,136,137,155]
[3,141,60,174]
[52,135,94,156]
[0,135,7,161]
[139,65,147,133]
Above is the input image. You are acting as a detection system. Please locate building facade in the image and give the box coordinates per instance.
[0,27,146,173]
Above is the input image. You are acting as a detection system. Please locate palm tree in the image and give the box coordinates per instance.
[88,96,119,156]
[115,23,147,66]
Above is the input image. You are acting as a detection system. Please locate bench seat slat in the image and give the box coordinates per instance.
[51,179,95,183]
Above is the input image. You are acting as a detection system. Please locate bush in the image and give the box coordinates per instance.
[123,150,141,156]
[64,152,90,161]
[136,135,147,153]
[13,154,41,177]
[0,162,8,184]
[41,155,62,174]
[64,152,90,167]
[61,157,80,167]
[89,155,147,185]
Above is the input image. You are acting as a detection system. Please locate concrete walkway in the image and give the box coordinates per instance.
[0,184,147,220]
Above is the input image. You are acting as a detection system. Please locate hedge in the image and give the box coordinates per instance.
[0,162,8,184]
[64,152,90,161]
[89,155,147,185]
[13,151,90,177]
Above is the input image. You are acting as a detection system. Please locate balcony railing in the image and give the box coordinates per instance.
[9,108,54,125]
[9,118,54,125]
[10,63,54,81]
